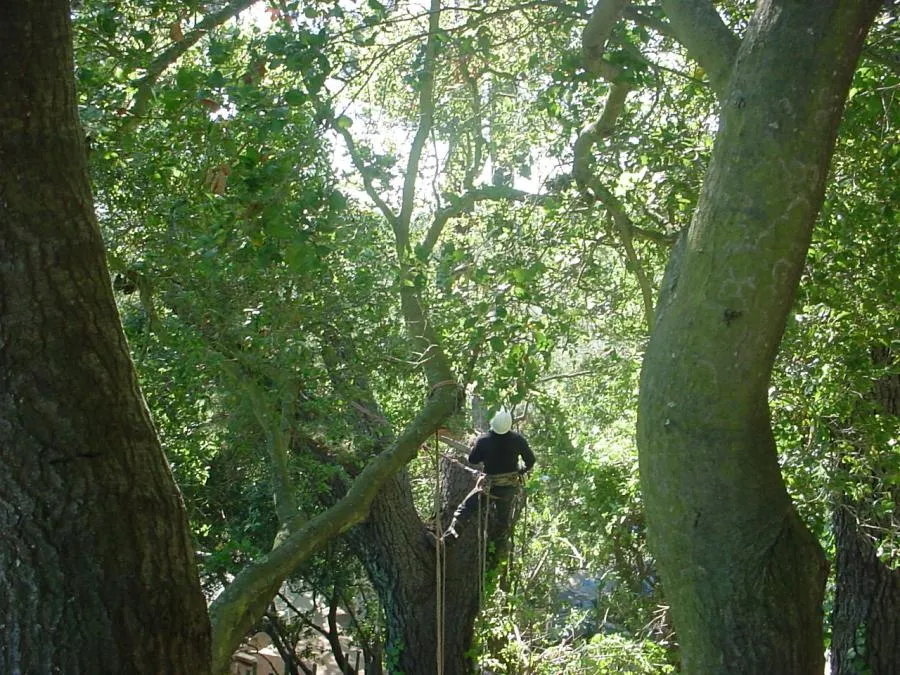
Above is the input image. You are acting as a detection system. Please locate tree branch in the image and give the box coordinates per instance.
[622,6,676,39]
[330,2,456,393]
[216,358,309,545]
[437,434,469,453]
[658,0,739,100]
[128,0,258,129]
[607,207,656,332]
[583,181,656,331]
[325,587,351,675]
[575,5,666,333]
[537,369,598,383]
[396,0,443,254]
[246,377,302,539]
[330,120,399,228]
[582,0,630,76]
[573,81,631,184]
[419,185,540,257]
[462,69,485,190]
[208,382,460,675]
[575,1,634,188]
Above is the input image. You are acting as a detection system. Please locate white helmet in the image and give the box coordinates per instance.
[490,409,512,434]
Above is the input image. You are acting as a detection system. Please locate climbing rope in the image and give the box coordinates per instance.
[476,477,487,675]
[433,430,445,675]
[434,441,526,674]
[478,471,527,675]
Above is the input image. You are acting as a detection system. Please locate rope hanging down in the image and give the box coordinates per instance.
[433,436,526,674]
[433,430,445,675]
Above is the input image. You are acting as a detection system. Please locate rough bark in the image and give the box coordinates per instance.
[0,1,211,672]
[636,2,880,673]
[350,458,521,675]
[831,506,900,675]
[831,348,900,675]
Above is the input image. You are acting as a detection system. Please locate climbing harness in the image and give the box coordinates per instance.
[483,471,523,489]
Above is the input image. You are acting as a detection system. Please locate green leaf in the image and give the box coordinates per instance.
[265,34,286,55]
[285,241,318,272]
[175,68,201,91]
[133,30,153,49]
[335,115,353,130]
[265,218,295,240]
[327,190,347,211]
[207,70,226,89]
[208,41,230,65]
[284,88,306,106]
[97,11,117,37]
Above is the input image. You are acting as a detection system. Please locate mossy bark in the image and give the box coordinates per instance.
[637,2,880,672]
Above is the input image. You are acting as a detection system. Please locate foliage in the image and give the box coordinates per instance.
[64,0,900,671]
[534,634,675,675]
[772,31,900,562]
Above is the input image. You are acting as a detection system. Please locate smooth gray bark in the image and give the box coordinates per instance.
[659,0,739,98]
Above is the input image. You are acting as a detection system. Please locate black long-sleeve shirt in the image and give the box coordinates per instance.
[468,430,535,475]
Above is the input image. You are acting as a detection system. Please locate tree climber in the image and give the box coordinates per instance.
[443,409,535,539]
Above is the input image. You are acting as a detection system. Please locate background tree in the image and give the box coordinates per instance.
[771,22,900,670]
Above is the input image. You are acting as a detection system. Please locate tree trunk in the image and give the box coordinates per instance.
[831,348,900,674]
[831,505,900,675]
[0,2,211,672]
[636,2,879,673]
[351,459,520,674]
